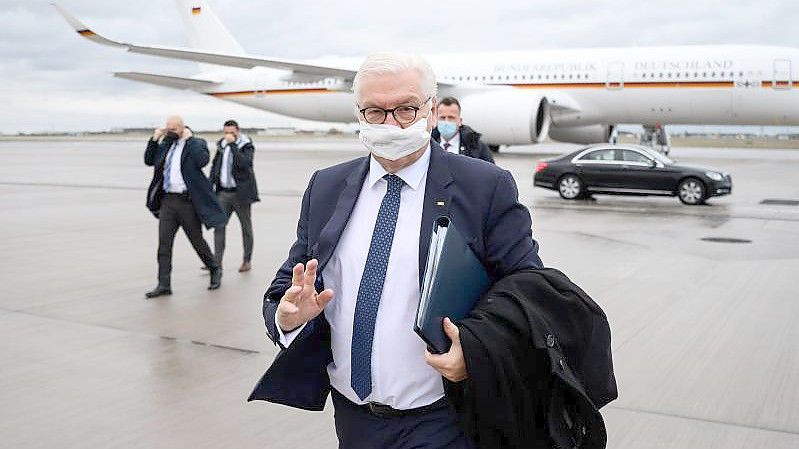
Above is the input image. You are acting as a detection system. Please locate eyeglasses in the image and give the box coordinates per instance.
[359,97,432,125]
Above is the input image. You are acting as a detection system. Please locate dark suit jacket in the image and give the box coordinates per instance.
[144,136,226,229]
[209,135,260,204]
[248,141,543,409]
[432,125,495,164]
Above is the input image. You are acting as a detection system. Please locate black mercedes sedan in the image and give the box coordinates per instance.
[534,144,732,205]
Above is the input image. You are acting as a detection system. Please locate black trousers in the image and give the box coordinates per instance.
[214,190,254,264]
[331,389,476,449]
[157,193,218,287]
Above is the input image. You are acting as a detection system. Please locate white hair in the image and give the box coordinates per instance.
[352,52,438,103]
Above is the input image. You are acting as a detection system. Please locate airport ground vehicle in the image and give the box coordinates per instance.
[533,144,732,205]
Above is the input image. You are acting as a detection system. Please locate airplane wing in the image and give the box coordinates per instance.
[52,3,357,79]
[113,72,220,90]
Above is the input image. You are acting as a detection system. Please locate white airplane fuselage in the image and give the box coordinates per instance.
[201,45,799,131]
[53,2,799,146]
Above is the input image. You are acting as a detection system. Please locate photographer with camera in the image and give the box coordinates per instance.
[209,119,259,273]
[144,115,225,298]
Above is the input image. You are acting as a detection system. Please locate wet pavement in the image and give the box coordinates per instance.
[1,138,798,448]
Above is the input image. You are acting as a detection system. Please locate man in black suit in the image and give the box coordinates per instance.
[431,96,494,163]
[249,53,543,449]
[144,116,225,298]
[209,119,260,273]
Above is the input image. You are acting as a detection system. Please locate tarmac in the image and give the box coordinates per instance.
[1,138,798,448]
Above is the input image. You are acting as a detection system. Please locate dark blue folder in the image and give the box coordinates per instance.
[414,216,491,354]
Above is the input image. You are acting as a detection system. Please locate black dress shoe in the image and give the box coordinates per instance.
[208,267,222,290]
[145,285,172,298]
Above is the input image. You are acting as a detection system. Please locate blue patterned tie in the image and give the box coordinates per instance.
[351,174,404,400]
[163,143,176,191]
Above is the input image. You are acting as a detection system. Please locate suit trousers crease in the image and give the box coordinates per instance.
[157,194,218,286]
[214,190,254,263]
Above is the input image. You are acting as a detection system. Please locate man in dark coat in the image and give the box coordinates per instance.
[248,52,543,449]
[431,97,495,164]
[144,115,225,298]
[210,119,260,273]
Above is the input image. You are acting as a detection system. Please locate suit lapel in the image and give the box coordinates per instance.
[316,157,370,272]
[418,141,453,287]
[180,138,191,167]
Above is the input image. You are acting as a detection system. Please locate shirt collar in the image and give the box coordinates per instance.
[367,143,431,191]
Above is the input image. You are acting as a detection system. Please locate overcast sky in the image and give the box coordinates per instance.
[1,0,797,133]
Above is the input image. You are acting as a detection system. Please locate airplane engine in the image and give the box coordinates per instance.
[458,91,550,145]
[548,124,615,144]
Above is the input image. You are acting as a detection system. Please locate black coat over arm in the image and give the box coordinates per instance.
[447,267,617,449]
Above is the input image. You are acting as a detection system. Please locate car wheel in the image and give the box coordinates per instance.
[678,178,706,205]
[558,174,583,200]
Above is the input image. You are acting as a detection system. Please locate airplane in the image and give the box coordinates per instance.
[54,1,799,150]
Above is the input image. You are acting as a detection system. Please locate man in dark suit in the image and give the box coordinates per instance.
[431,96,495,163]
[210,119,260,273]
[249,53,543,449]
[144,116,225,298]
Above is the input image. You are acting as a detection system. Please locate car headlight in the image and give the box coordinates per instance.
[705,171,723,181]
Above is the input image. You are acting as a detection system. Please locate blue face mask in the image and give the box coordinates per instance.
[437,121,458,140]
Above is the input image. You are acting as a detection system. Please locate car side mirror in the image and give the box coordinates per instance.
[650,159,658,168]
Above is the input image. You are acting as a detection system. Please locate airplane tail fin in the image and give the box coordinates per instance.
[173,0,244,72]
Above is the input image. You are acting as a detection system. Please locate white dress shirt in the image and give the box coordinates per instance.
[441,132,461,155]
[220,135,247,188]
[163,138,187,193]
[278,145,444,409]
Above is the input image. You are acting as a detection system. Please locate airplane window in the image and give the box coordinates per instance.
[537,74,541,79]
[659,73,663,78]
[622,150,652,164]
[580,149,617,161]
[545,74,550,79]
[667,73,672,78]
[702,72,707,77]
[522,75,527,80]
[642,73,647,78]
[694,72,698,77]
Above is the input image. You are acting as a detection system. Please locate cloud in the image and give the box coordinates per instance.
[0,0,797,133]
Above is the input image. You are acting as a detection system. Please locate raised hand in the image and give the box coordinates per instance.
[276,259,334,332]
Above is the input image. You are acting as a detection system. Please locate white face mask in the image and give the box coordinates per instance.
[358,115,432,161]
